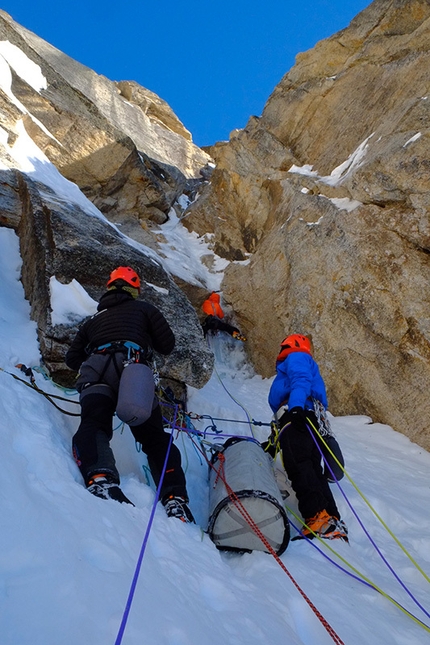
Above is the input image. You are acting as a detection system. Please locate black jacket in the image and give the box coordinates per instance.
[65,291,175,371]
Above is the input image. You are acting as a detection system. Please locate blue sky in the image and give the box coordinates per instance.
[2,0,371,147]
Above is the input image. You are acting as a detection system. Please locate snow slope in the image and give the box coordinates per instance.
[0,227,429,645]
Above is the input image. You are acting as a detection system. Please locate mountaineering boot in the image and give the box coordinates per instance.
[232,331,247,342]
[87,474,135,506]
[163,495,195,524]
[292,509,348,542]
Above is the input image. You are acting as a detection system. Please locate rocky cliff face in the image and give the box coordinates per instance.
[183,0,430,449]
[1,1,429,450]
[0,10,213,390]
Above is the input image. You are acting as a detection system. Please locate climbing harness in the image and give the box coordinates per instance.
[86,341,153,390]
[91,340,152,366]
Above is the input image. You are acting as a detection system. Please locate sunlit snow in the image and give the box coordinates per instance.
[0,41,229,293]
[49,277,98,325]
[158,208,229,290]
[322,196,363,212]
[0,41,47,91]
[403,132,421,147]
[289,134,374,188]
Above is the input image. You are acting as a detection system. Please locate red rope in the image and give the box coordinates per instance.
[212,453,225,487]
[201,438,345,645]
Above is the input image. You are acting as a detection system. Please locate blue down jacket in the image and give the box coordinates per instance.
[268,351,328,414]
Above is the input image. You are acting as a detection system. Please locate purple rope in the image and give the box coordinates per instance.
[165,413,429,618]
[180,422,430,631]
[114,405,178,645]
[287,515,430,630]
[306,422,430,621]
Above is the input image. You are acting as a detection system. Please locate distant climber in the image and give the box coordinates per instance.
[65,266,194,523]
[201,291,246,341]
[265,334,347,542]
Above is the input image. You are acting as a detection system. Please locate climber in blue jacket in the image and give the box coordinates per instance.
[267,334,348,542]
[269,344,327,413]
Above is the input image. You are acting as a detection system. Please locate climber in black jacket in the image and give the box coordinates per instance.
[65,266,194,523]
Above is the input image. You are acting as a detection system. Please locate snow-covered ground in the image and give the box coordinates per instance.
[0,227,429,645]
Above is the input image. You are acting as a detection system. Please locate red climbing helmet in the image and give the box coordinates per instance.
[276,334,312,363]
[107,266,141,289]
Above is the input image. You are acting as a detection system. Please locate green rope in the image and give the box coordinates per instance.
[307,417,430,586]
[285,504,430,633]
[32,365,78,396]
[0,367,81,417]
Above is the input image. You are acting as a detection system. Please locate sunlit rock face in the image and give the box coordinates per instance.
[184,0,430,449]
[0,11,213,389]
[0,10,212,230]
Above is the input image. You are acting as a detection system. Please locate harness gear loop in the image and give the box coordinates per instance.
[91,340,152,365]
[86,341,153,388]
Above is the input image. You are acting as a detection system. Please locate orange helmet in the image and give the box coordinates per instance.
[276,334,312,363]
[107,266,140,289]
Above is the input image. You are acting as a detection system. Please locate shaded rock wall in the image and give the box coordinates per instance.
[2,168,213,388]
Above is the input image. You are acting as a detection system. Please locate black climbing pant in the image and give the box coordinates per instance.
[202,315,239,337]
[73,392,187,501]
[278,410,340,521]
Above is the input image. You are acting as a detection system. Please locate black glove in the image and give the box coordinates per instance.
[287,406,308,432]
[261,421,279,458]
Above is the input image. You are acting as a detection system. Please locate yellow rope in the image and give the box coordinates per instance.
[306,417,430,586]
[287,504,430,632]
